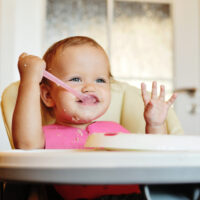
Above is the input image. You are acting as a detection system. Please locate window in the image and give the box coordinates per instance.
[45,0,107,51]
[45,0,173,94]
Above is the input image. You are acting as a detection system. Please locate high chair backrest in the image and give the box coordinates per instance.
[1,80,184,149]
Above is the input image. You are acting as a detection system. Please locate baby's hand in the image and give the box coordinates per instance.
[141,81,177,132]
[18,53,46,83]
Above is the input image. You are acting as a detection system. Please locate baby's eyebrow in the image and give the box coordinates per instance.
[61,77,70,82]
[62,75,80,81]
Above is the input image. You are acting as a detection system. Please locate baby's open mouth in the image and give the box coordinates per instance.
[77,95,99,105]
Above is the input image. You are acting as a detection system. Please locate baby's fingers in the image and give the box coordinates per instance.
[19,52,28,60]
[141,82,150,106]
[159,85,165,101]
[151,81,157,99]
[166,93,177,107]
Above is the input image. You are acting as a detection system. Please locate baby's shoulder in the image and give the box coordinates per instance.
[42,124,76,132]
[92,121,130,133]
[94,121,121,127]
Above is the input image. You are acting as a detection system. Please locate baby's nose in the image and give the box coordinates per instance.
[81,83,95,93]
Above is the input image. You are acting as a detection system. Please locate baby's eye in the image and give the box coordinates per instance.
[96,78,106,83]
[69,77,81,82]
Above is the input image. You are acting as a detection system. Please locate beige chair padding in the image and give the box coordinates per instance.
[1,80,184,149]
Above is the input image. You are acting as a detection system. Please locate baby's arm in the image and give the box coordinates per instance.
[12,53,46,149]
[141,81,177,134]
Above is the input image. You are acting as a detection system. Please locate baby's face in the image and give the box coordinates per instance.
[47,45,111,126]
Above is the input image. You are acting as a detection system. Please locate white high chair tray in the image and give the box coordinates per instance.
[85,133,200,151]
[1,149,200,184]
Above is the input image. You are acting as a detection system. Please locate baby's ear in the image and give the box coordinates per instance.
[40,83,55,107]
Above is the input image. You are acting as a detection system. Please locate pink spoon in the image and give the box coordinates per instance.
[43,70,95,103]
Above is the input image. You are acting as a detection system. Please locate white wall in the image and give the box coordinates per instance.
[173,0,200,134]
[0,0,16,95]
[0,0,46,149]
[0,0,46,95]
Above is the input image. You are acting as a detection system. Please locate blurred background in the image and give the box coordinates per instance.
[0,0,200,149]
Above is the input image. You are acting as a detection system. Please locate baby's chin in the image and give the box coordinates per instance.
[71,116,97,124]
[71,112,104,124]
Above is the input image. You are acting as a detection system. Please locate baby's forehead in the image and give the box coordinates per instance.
[47,44,109,72]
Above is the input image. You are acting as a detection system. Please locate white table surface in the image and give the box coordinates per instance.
[0,149,200,184]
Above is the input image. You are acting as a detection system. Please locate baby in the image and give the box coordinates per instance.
[12,36,176,200]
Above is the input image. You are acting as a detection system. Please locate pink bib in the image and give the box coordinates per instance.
[43,121,129,149]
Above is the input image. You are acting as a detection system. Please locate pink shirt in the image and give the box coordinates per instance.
[42,121,140,200]
[43,121,129,149]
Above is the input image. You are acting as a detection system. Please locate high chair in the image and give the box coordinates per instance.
[0,80,184,200]
[1,80,183,149]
